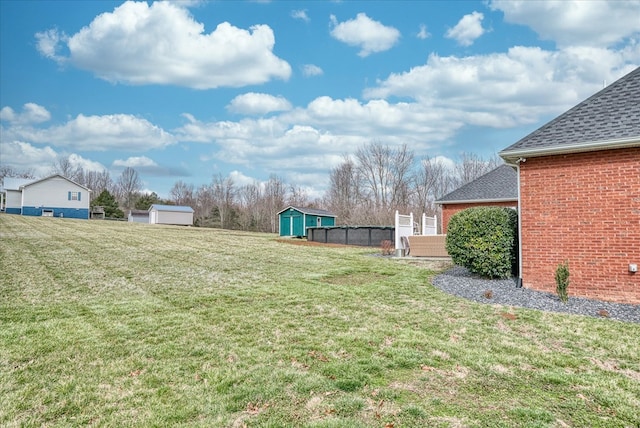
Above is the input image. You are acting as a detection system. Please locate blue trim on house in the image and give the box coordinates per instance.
[5,208,21,215]
[21,206,90,219]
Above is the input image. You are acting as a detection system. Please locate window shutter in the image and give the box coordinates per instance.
[78,192,81,201]
[68,191,71,201]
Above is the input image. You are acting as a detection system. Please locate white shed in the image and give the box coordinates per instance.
[148,204,194,226]
[128,209,149,223]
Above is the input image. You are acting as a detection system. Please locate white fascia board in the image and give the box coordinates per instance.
[437,198,518,205]
[500,137,640,163]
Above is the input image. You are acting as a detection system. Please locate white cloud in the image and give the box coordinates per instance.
[113,156,158,168]
[2,111,175,151]
[38,1,291,89]
[0,103,51,124]
[67,153,108,172]
[227,93,293,115]
[228,170,257,187]
[302,64,323,77]
[330,13,400,57]
[364,46,638,128]
[35,28,67,62]
[0,141,58,177]
[175,94,463,175]
[445,11,485,47]
[489,0,640,48]
[111,156,189,177]
[417,24,431,40]
[291,9,310,22]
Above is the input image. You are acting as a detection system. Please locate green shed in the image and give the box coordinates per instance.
[277,206,336,237]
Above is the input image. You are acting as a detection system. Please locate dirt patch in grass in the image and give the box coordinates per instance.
[323,272,390,286]
[276,238,354,248]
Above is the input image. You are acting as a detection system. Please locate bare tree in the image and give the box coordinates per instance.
[325,156,361,224]
[355,142,414,223]
[0,165,35,181]
[237,182,265,231]
[389,144,414,210]
[169,180,195,207]
[211,174,236,229]
[453,152,502,187]
[287,184,310,208]
[50,156,83,182]
[263,174,286,233]
[83,170,113,201]
[412,156,454,215]
[116,167,142,209]
[195,184,214,226]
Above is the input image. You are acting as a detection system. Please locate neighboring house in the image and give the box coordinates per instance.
[436,164,518,233]
[1,174,91,219]
[148,204,194,226]
[500,67,640,304]
[278,206,336,237]
[128,209,149,223]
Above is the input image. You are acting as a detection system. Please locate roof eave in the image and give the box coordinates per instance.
[500,136,640,163]
[436,197,518,205]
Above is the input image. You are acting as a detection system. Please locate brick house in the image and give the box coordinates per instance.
[500,67,640,304]
[436,164,518,233]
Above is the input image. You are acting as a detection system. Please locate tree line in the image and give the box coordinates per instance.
[1,142,501,231]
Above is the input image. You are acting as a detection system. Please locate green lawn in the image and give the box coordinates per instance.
[1,215,638,427]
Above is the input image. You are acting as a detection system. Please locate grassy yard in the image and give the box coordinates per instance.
[1,215,639,427]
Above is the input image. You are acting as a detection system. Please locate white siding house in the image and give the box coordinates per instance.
[2,175,91,219]
[148,204,194,226]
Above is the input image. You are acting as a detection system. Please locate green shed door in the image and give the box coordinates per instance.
[279,210,305,236]
[292,213,304,236]
[279,213,289,236]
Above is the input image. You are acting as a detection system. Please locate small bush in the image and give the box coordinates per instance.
[555,261,570,303]
[445,207,518,279]
[380,240,393,256]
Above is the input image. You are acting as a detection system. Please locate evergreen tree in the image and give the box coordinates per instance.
[135,192,161,210]
[92,190,124,218]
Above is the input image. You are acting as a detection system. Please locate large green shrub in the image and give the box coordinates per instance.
[445,207,518,279]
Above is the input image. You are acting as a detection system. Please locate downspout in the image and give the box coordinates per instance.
[505,159,525,288]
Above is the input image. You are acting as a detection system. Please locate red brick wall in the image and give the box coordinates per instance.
[519,147,640,304]
[441,201,518,233]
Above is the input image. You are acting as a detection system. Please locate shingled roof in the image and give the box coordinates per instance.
[436,164,517,204]
[500,67,640,162]
[277,206,336,217]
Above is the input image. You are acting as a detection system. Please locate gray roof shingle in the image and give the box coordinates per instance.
[277,206,336,217]
[500,67,640,158]
[436,164,518,204]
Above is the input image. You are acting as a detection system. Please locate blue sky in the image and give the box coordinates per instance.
[1,0,639,199]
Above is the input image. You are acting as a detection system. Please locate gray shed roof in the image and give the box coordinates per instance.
[128,209,149,216]
[500,67,640,162]
[277,205,336,217]
[149,204,194,213]
[436,164,518,204]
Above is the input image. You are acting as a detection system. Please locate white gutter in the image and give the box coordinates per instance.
[500,136,640,163]
[437,197,518,205]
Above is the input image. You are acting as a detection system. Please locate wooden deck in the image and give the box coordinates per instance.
[407,235,448,257]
